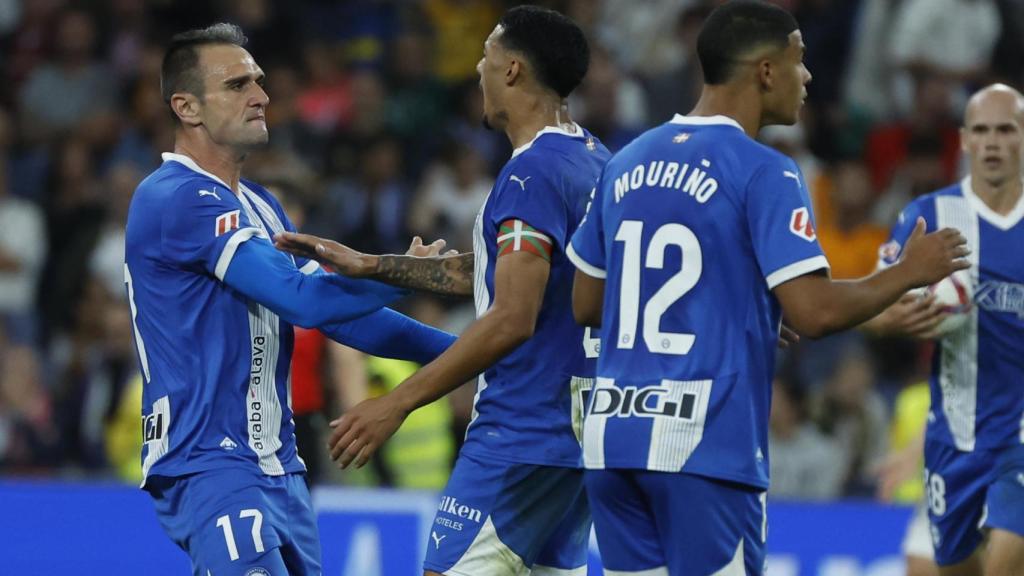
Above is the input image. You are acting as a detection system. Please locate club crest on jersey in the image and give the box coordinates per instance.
[215,210,240,237]
[789,207,816,241]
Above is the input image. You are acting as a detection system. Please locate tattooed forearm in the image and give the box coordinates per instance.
[375,253,474,297]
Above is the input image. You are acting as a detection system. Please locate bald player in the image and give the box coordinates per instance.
[873,84,1024,576]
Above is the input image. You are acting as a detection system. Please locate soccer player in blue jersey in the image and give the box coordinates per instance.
[565,2,971,574]
[871,84,1024,576]
[276,7,608,575]
[125,24,455,575]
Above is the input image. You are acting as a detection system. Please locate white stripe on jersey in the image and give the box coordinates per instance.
[936,195,980,451]
[583,378,613,469]
[469,198,492,426]
[646,378,713,471]
[141,396,171,484]
[214,227,265,281]
[603,567,669,576]
[237,185,289,475]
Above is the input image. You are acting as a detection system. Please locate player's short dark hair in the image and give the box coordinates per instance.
[496,6,589,99]
[697,0,798,85]
[161,23,247,105]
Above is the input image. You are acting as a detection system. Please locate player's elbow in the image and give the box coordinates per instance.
[787,307,843,339]
[491,307,537,346]
[572,301,602,328]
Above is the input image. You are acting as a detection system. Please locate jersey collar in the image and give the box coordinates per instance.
[161,152,232,190]
[669,114,744,132]
[511,122,585,158]
[961,176,1024,231]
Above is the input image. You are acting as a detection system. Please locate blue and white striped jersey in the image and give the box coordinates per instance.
[568,115,829,488]
[464,124,610,467]
[126,153,319,486]
[879,178,1024,451]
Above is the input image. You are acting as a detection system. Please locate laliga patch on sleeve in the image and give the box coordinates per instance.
[496,219,553,261]
[789,207,816,242]
[215,210,240,237]
[878,240,902,265]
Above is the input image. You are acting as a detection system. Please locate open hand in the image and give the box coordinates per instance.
[273,232,373,277]
[873,291,949,339]
[327,395,408,469]
[898,217,971,288]
[406,236,458,258]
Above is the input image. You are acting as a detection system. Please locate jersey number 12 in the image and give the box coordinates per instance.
[614,220,703,355]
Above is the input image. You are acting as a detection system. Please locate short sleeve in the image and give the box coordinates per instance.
[745,158,830,289]
[567,174,606,279]
[489,156,571,252]
[877,198,926,269]
[160,180,266,281]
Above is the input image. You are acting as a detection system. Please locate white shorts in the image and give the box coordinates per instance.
[901,504,935,561]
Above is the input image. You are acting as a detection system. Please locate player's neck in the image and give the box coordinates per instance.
[505,96,576,150]
[689,86,762,138]
[173,136,246,193]
[972,174,1023,215]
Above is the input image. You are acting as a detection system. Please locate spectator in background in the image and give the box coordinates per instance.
[816,160,890,280]
[89,163,141,300]
[37,137,105,342]
[422,0,500,85]
[865,76,962,191]
[297,42,354,135]
[641,4,710,125]
[812,344,890,497]
[387,31,449,179]
[408,140,492,253]
[769,376,844,500]
[324,133,410,255]
[572,46,647,151]
[0,342,59,471]
[889,0,1000,115]
[51,278,136,470]
[18,8,117,142]
[264,62,327,172]
[0,111,45,345]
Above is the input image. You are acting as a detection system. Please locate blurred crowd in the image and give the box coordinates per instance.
[0,0,1021,504]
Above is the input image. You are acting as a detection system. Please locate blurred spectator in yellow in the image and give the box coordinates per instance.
[423,0,500,85]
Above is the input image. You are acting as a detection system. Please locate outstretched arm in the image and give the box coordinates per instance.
[777,219,969,338]
[327,250,549,468]
[275,231,474,297]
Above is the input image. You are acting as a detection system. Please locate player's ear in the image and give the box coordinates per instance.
[171,93,202,127]
[506,57,522,87]
[758,59,774,92]
[959,126,970,154]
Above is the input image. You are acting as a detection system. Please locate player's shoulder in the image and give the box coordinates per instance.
[239,177,285,210]
[903,181,964,216]
[133,160,221,212]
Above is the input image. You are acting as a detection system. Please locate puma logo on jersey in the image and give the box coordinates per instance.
[782,171,801,186]
[198,188,221,201]
[431,531,446,549]
[509,175,531,190]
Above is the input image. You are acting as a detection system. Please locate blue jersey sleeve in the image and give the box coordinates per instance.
[878,197,929,269]
[745,158,830,289]
[490,154,570,251]
[321,308,456,365]
[222,236,407,328]
[160,179,266,279]
[567,176,606,278]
